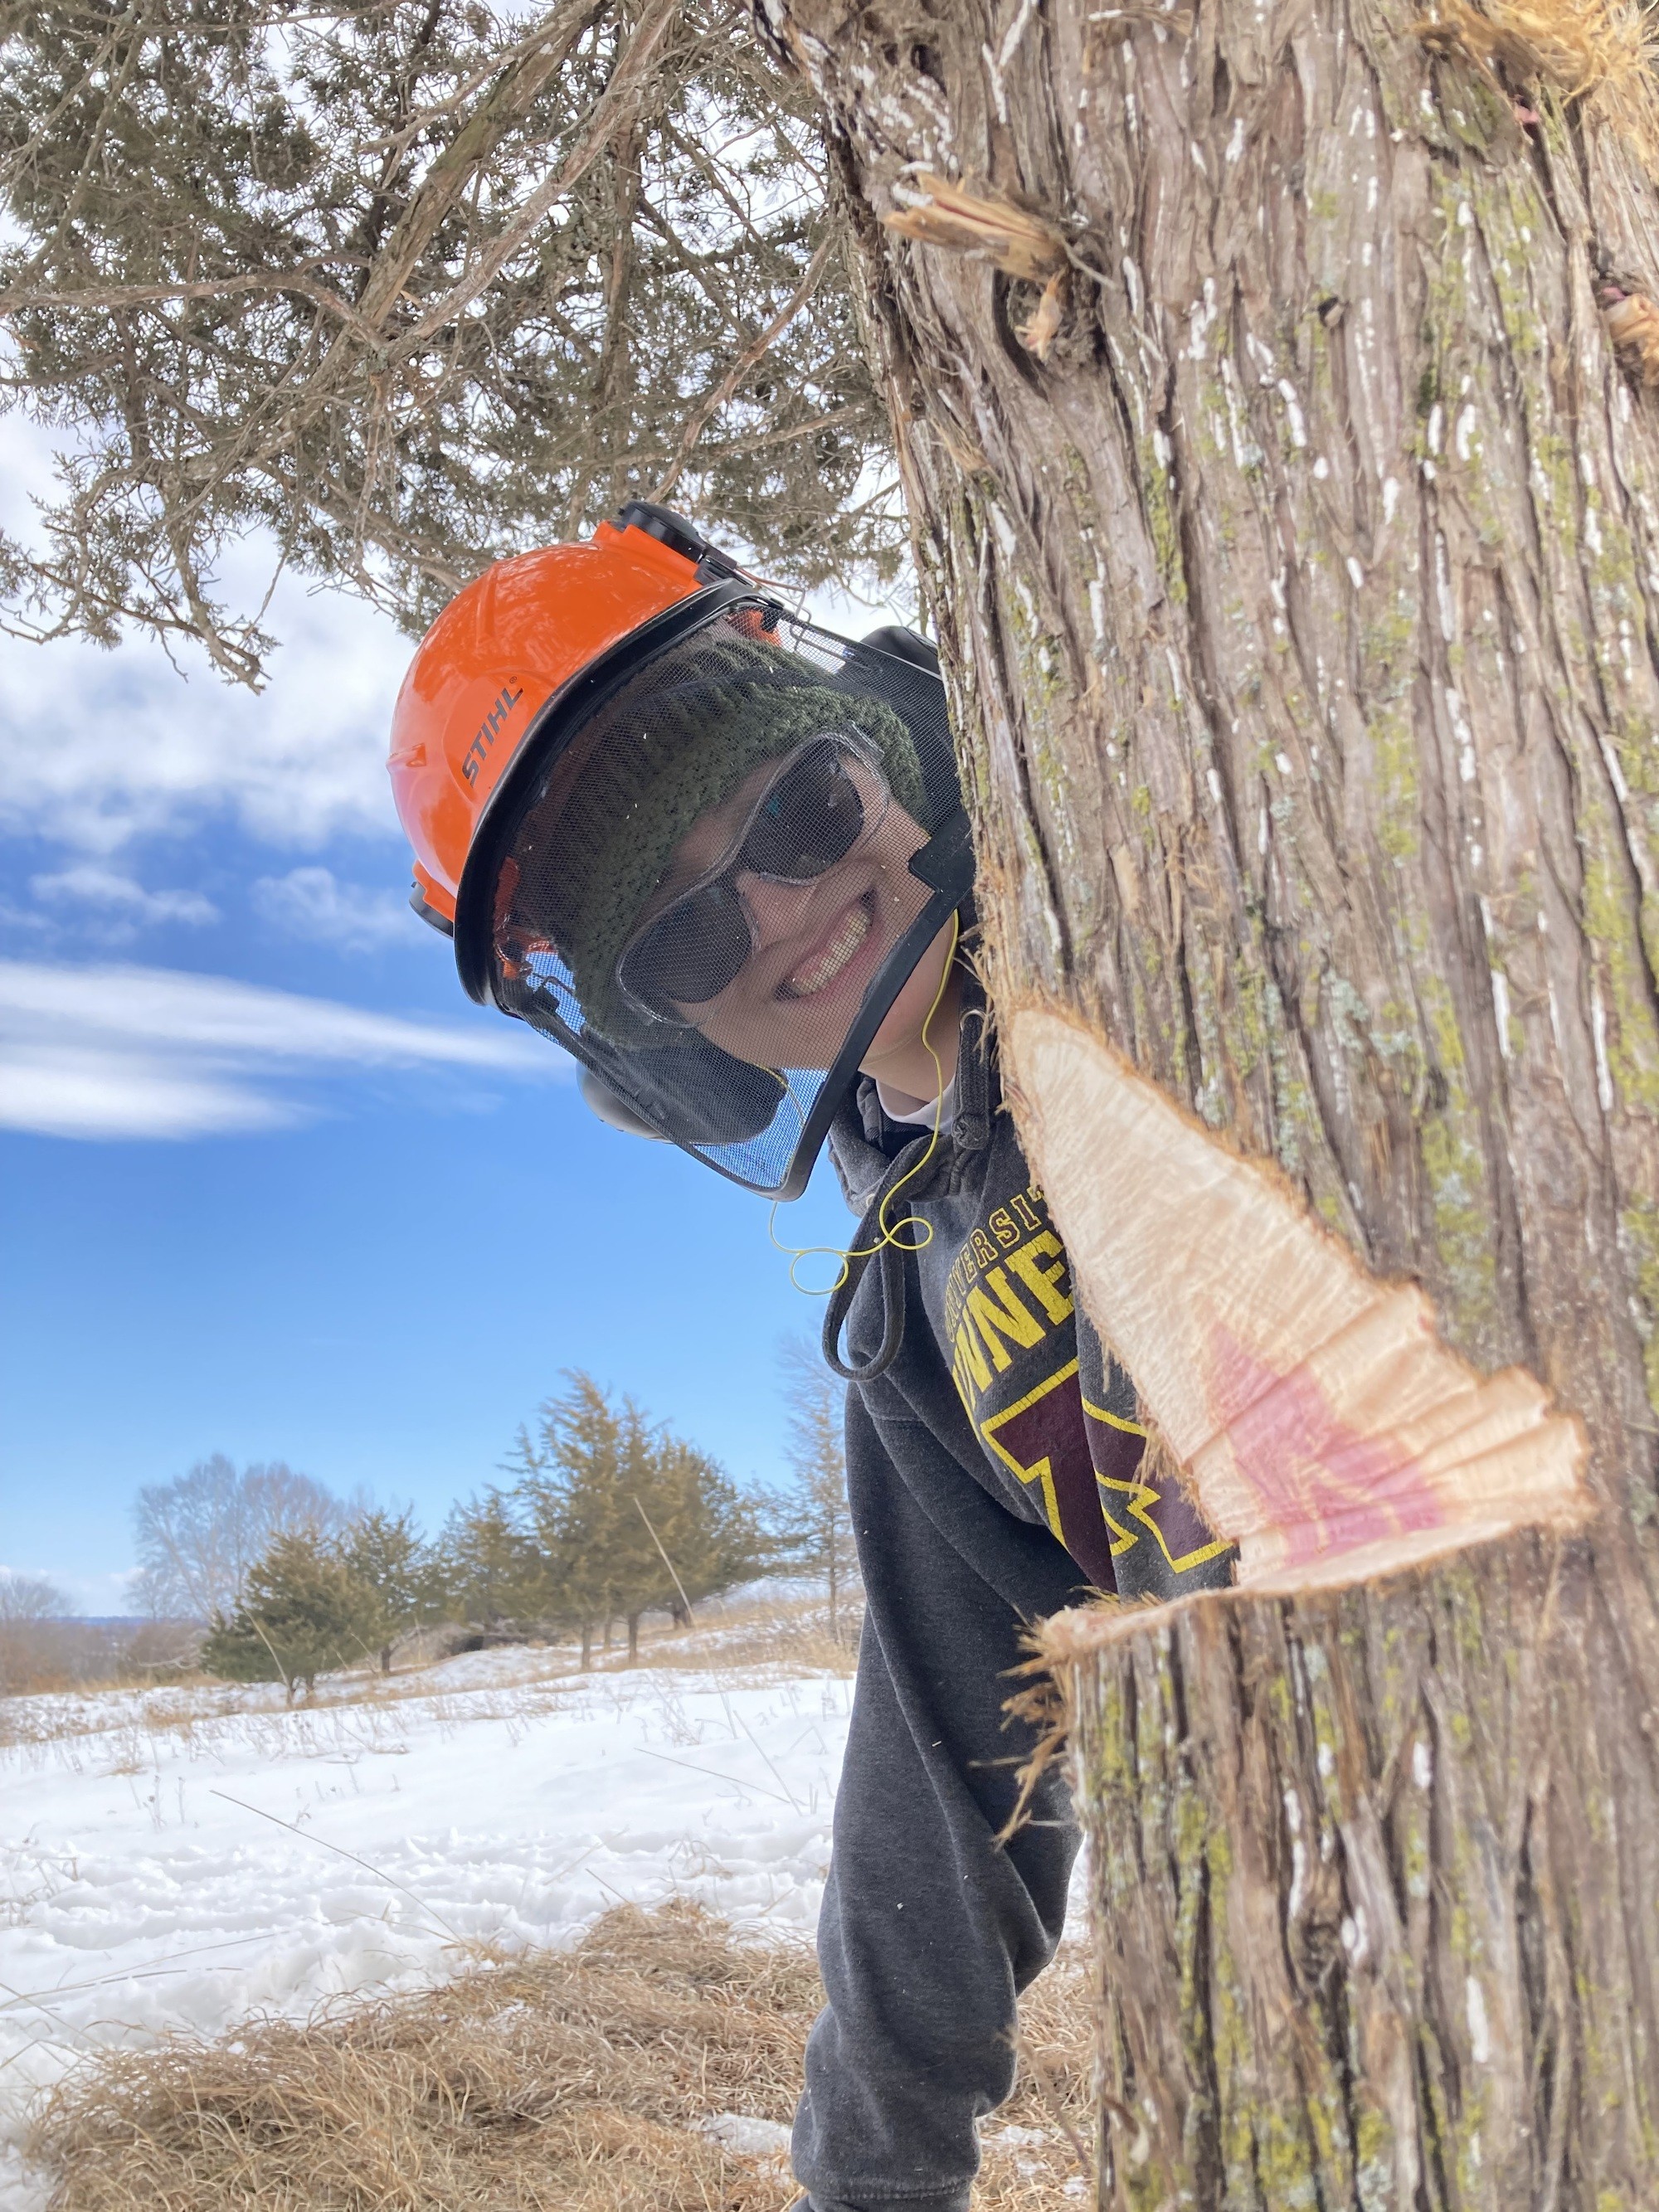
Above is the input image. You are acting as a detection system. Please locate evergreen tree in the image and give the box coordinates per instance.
[0,0,898,682]
[197,1605,281,1689]
[199,1530,376,1701]
[513,1374,659,1663]
[431,1490,543,1633]
[339,1506,430,1672]
[645,1435,771,1627]
[512,1371,770,1665]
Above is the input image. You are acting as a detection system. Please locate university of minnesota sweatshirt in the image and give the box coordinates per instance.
[791,993,1233,2212]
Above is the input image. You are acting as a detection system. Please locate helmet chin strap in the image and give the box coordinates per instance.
[769,907,962,1306]
[907,808,975,900]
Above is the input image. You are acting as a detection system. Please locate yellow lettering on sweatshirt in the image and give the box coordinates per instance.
[952,1315,993,1403]
[1005,1232,1073,1325]
[966,1269,1044,1370]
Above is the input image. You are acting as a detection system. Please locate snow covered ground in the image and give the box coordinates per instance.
[0,1618,855,2208]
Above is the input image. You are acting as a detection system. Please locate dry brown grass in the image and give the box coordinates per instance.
[29,1904,1092,2212]
[666,1596,862,1680]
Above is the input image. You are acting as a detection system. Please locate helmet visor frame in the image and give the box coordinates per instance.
[456,590,971,1200]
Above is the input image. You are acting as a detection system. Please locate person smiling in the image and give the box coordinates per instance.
[389,502,1233,2212]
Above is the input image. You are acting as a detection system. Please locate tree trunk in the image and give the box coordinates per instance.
[581,1621,593,1670]
[626,1610,641,1663]
[759,0,1659,2196]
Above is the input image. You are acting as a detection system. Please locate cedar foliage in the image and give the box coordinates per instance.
[200,1528,378,1699]
[499,1369,771,1662]
[432,1486,547,1636]
[0,0,900,683]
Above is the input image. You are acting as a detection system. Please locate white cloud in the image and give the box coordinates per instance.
[0,589,412,857]
[0,959,561,1140]
[1,1043,288,1137]
[32,863,218,930]
[0,418,413,857]
[251,865,413,948]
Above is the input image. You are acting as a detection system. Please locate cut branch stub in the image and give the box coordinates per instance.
[881,173,1067,284]
[1014,270,1068,362]
[1005,1008,1589,1589]
[1413,0,1659,175]
[1601,284,1659,383]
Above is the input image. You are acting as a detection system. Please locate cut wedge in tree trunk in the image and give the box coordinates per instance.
[1004,1012,1618,2201]
[1006,1008,1588,1590]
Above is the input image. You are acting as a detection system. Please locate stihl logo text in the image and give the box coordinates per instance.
[462,685,524,781]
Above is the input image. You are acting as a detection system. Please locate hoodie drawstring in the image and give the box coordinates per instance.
[822,984,993,1384]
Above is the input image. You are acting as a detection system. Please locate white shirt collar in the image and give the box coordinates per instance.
[874,1075,958,1135]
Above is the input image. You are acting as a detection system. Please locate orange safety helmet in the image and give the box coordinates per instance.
[387,498,970,1200]
[389,501,724,945]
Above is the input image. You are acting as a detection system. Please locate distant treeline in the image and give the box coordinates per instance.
[109,1361,854,1703]
[0,1583,197,1698]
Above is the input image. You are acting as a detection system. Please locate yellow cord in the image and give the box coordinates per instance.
[768,911,961,1297]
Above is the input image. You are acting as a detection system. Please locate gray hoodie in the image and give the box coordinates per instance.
[791,994,1233,2211]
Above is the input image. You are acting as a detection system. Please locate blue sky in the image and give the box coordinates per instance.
[0,431,902,1611]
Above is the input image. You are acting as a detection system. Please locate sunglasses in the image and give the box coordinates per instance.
[617,733,891,1021]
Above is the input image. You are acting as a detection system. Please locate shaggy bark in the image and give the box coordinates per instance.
[755,0,1659,2197]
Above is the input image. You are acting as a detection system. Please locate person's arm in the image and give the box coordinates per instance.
[791,1382,1087,2212]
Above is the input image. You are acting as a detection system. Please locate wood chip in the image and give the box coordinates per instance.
[1603,287,1659,386]
[883,173,1067,284]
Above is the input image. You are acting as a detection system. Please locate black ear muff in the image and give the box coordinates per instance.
[856,625,941,675]
[409,881,455,936]
[612,499,709,564]
[579,1067,669,1140]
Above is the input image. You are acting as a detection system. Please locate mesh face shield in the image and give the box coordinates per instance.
[455,590,971,1198]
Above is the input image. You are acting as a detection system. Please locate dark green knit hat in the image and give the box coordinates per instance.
[525,634,929,1046]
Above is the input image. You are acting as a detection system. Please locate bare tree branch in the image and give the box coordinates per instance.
[653,227,836,501]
